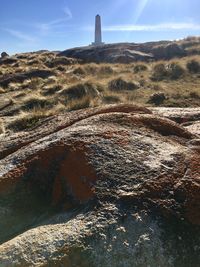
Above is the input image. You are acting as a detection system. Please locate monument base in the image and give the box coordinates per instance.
[91,42,105,46]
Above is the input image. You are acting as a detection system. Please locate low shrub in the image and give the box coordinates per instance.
[108,78,139,91]
[99,66,114,75]
[151,63,168,81]
[46,57,76,68]
[151,62,184,81]
[22,97,55,111]
[186,59,200,73]
[147,92,166,105]
[189,91,200,98]
[8,114,46,132]
[68,96,91,111]
[42,85,62,96]
[133,64,148,73]
[60,83,99,100]
[73,67,86,75]
[102,94,121,104]
[167,62,185,79]
[57,65,66,72]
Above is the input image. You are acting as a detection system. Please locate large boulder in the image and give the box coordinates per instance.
[0,104,200,266]
[59,43,154,63]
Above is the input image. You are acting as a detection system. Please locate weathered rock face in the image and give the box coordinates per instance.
[59,43,154,63]
[151,107,200,123]
[151,43,186,60]
[0,104,200,266]
[59,42,188,63]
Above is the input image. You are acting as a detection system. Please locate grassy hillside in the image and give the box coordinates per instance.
[0,39,200,133]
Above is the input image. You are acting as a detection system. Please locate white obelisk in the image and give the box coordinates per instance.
[92,15,104,46]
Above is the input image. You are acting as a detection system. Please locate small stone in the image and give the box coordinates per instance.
[1,52,9,58]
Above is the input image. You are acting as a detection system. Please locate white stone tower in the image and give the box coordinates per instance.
[92,15,104,46]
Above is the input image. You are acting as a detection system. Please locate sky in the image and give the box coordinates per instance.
[0,0,200,54]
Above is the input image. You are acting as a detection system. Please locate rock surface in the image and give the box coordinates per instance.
[0,104,200,266]
[59,41,187,63]
[59,43,154,63]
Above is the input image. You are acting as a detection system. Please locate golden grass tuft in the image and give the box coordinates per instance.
[108,77,139,91]
[67,95,91,111]
[102,93,122,104]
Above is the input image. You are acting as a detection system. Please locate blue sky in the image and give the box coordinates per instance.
[0,0,200,54]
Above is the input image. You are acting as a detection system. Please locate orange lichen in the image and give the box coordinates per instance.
[53,143,97,204]
[0,164,27,194]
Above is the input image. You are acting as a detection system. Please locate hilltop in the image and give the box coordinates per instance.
[59,37,200,63]
[0,36,199,134]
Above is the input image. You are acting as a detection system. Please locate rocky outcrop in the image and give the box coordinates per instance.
[0,104,200,266]
[59,43,154,63]
[151,43,186,60]
[59,41,189,63]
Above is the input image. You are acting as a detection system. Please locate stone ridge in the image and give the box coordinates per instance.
[59,42,186,63]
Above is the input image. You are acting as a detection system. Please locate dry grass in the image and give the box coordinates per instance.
[0,88,5,94]
[67,96,91,111]
[0,119,5,134]
[102,93,122,104]
[0,49,200,133]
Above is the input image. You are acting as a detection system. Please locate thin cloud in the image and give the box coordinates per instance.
[4,29,36,42]
[36,18,69,33]
[63,6,72,20]
[101,23,200,32]
[35,6,72,35]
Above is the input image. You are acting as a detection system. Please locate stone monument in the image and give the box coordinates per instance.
[92,15,104,46]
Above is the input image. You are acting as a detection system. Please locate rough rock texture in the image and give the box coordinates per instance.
[59,43,154,63]
[0,104,151,159]
[59,42,187,63]
[151,107,200,124]
[0,104,200,266]
[151,43,186,60]
[185,121,200,135]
